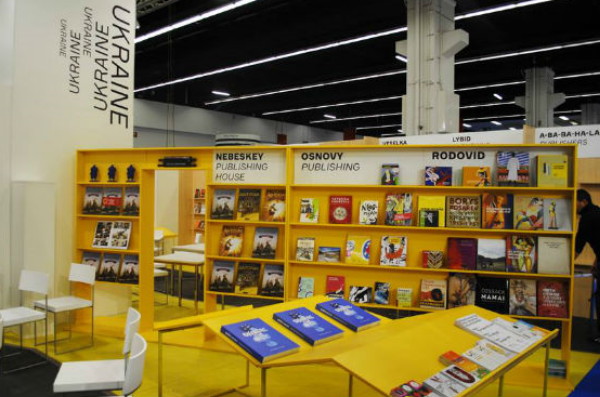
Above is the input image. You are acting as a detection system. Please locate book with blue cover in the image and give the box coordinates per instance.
[315,298,380,332]
[273,307,343,345]
[220,318,300,363]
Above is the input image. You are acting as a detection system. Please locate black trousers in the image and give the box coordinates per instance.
[595,274,600,332]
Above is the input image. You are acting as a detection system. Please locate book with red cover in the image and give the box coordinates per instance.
[329,195,352,224]
[537,281,568,318]
[326,275,345,299]
[447,238,477,270]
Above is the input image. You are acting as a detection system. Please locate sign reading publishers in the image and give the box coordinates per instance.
[535,125,600,158]
[213,150,286,184]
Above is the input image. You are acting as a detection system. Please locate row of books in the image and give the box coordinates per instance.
[209,262,284,297]
[83,187,140,216]
[91,221,132,250]
[81,251,139,283]
[219,226,279,259]
[212,188,285,222]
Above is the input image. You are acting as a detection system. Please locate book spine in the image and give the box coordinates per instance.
[273,316,315,346]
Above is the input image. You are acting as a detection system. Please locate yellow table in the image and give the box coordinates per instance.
[154,252,205,313]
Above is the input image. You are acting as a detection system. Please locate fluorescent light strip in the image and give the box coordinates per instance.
[356,123,402,131]
[555,71,600,80]
[456,80,524,92]
[395,54,407,63]
[262,96,403,116]
[559,115,569,121]
[310,112,402,124]
[460,101,516,109]
[136,0,259,44]
[323,114,337,119]
[211,90,230,97]
[455,0,552,20]
[566,92,600,99]
[493,93,503,100]
[491,120,503,126]
[463,123,472,128]
[462,109,581,122]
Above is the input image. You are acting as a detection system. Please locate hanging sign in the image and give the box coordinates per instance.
[535,125,600,158]
[213,150,286,184]
[379,130,523,145]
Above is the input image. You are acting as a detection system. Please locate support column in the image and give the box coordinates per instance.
[397,0,469,135]
[515,67,565,127]
[581,103,600,125]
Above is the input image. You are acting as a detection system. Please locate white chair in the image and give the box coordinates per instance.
[53,307,142,394]
[34,263,96,354]
[0,270,49,373]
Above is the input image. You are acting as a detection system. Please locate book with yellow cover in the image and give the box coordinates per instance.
[417,195,446,227]
[537,155,568,187]
[345,235,371,265]
[462,166,492,187]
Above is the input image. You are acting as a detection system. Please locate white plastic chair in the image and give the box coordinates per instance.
[53,307,141,393]
[34,263,96,354]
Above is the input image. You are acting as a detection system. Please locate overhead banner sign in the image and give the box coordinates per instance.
[213,150,286,184]
[379,130,523,146]
[535,125,600,158]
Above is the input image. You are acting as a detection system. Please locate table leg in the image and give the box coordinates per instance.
[178,264,183,307]
[243,359,250,387]
[158,331,164,397]
[260,368,267,397]
[348,373,353,397]
[498,374,504,397]
[194,264,199,314]
[543,342,550,397]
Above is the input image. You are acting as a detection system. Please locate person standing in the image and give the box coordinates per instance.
[575,189,600,343]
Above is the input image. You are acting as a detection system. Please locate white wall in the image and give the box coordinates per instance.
[155,171,180,235]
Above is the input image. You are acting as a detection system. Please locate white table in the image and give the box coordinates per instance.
[154,252,205,313]
[172,243,205,254]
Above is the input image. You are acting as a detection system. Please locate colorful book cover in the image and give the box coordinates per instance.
[384,193,413,226]
[273,307,343,346]
[297,277,315,298]
[260,264,284,297]
[211,189,236,220]
[123,186,140,216]
[220,318,300,363]
[315,298,380,332]
[101,187,123,215]
[262,189,286,222]
[252,227,278,259]
[237,189,261,221]
[482,193,513,229]
[235,262,261,294]
[396,288,413,308]
[537,155,568,187]
[92,221,112,248]
[219,225,245,257]
[326,275,345,298]
[462,342,510,371]
[349,286,372,303]
[299,198,319,223]
[509,279,537,316]
[439,351,490,379]
[374,282,390,305]
[108,221,132,250]
[423,373,465,397]
[417,195,445,227]
[475,277,509,314]
[447,274,476,308]
[81,251,101,275]
[210,261,235,292]
[425,166,453,186]
[390,381,431,397]
[441,365,481,389]
[97,253,120,282]
[329,195,352,224]
[345,235,371,265]
[537,237,570,275]
[496,151,530,186]
[358,200,378,225]
[506,236,537,273]
[82,187,103,214]
[118,254,139,284]
[318,247,341,263]
[537,281,568,318]
[295,237,315,262]
[462,166,491,187]
[419,209,439,227]
[381,163,400,185]
[447,237,477,270]
[445,195,481,228]
[380,236,407,266]
[422,250,444,269]
[543,198,572,231]
[513,196,544,230]
[476,238,506,271]
[419,279,447,310]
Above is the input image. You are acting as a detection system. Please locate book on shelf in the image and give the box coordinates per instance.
[509,279,537,316]
[537,237,570,275]
[506,236,537,273]
[425,166,452,186]
[514,196,544,230]
[419,279,447,310]
[194,188,205,199]
[122,186,140,216]
[260,264,284,297]
[381,163,400,185]
[315,298,380,332]
[476,238,506,272]
[348,286,373,303]
[82,187,103,214]
[441,365,481,389]
[447,237,477,270]
[419,209,439,227]
[374,281,390,305]
[462,341,512,371]
[380,236,407,267]
[297,276,315,298]
[97,253,120,282]
[439,351,490,379]
[537,280,568,318]
[384,193,413,226]
[396,288,413,308]
[237,189,261,221]
[423,373,465,397]
[447,274,476,308]
[462,166,491,187]
[211,189,235,220]
[219,225,245,257]
[318,247,341,263]
[299,198,319,223]
[417,195,445,227]
[537,155,568,187]
[92,221,113,248]
[455,314,532,353]
[422,250,444,269]
[108,221,132,250]
[101,187,123,215]
[220,318,300,363]
[548,359,567,378]
[118,254,139,284]
[235,262,261,295]
[81,251,101,275]
[329,195,352,224]
[543,198,572,231]
[252,227,278,259]
[210,261,235,292]
[358,200,378,225]
[445,195,481,228]
[273,307,343,346]
[295,237,315,262]
[326,275,345,299]
[496,151,530,186]
[193,202,205,215]
[262,189,286,222]
[345,235,371,265]
[475,277,509,314]
[482,193,513,229]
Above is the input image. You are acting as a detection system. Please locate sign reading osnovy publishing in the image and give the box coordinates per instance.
[213,150,286,184]
[535,125,600,158]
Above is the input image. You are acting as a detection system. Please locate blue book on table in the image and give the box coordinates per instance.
[221,318,300,362]
[273,307,344,346]
[315,298,380,332]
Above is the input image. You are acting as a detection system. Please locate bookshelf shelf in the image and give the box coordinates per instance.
[209,219,286,226]
[291,184,574,192]
[206,255,284,264]
[78,214,140,220]
[77,182,140,186]
[208,183,286,188]
[205,291,284,301]
[77,247,140,255]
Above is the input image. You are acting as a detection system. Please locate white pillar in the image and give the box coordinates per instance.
[515,67,565,127]
[397,0,469,135]
[581,103,600,125]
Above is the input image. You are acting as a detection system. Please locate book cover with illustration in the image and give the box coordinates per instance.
[210,261,235,292]
[101,187,123,215]
[418,195,446,227]
[123,187,140,216]
[543,198,572,231]
[297,277,315,298]
[439,351,490,380]
[374,281,390,305]
[97,253,121,282]
[446,195,481,228]
[92,221,113,248]
[447,274,476,308]
[252,227,278,259]
[537,155,568,187]
[295,237,315,262]
[359,200,379,225]
[299,198,319,223]
[476,238,506,271]
[509,279,537,316]
[260,264,284,297]
[537,281,568,318]
[513,196,544,230]
[381,163,400,185]
[81,251,101,275]
[482,193,513,229]
[315,298,380,331]
[396,288,413,308]
[380,236,407,266]
[348,286,373,303]
[118,254,139,284]
[423,250,444,269]
[424,373,466,397]
[235,262,261,294]
[506,236,537,273]
[211,189,236,220]
[447,237,477,270]
[219,225,245,257]
[273,307,343,346]
[83,187,103,214]
[345,235,371,265]
[496,151,530,186]
[318,247,341,263]
[262,189,286,222]
[107,221,132,250]
[425,166,453,186]
[329,195,352,224]
[237,189,261,221]
[537,237,570,275]
[419,209,439,227]
[384,193,413,226]
[419,279,447,310]
[462,166,491,187]
[326,275,345,298]
[475,277,509,314]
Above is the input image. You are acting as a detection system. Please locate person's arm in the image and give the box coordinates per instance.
[575,215,590,256]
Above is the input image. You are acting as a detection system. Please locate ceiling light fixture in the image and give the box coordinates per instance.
[463,123,472,128]
[323,114,337,119]
[455,0,552,21]
[566,92,600,99]
[395,54,407,63]
[571,121,579,125]
[559,115,569,121]
[509,127,518,130]
[310,112,402,124]
[262,96,403,116]
[491,121,503,126]
[211,90,230,97]
[355,123,403,131]
[493,93,503,100]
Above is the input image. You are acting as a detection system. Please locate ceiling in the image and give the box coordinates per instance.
[134,0,600,137]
